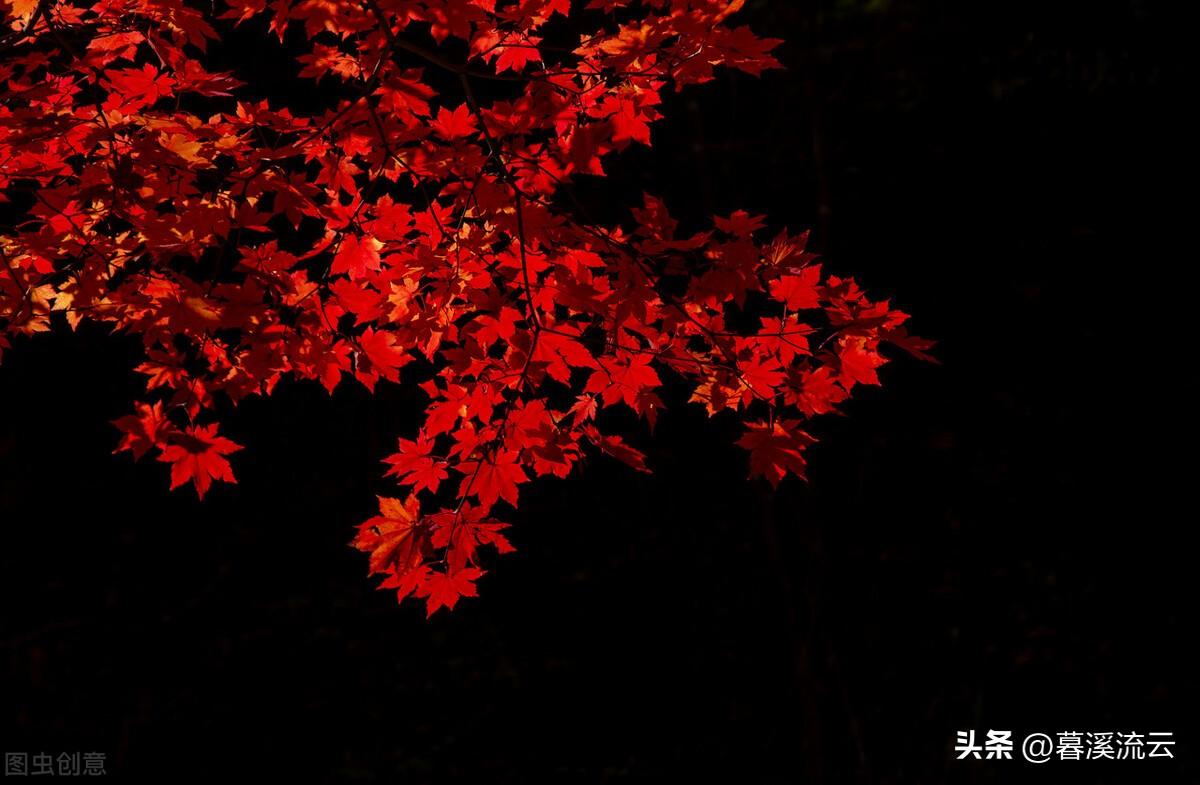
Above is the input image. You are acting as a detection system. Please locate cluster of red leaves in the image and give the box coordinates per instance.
[1,0,932,614]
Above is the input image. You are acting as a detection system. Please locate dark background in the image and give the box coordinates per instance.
[1,0,1192,782]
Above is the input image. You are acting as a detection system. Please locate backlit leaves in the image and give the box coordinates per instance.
[0,0,929,615]
[157,425,243,500]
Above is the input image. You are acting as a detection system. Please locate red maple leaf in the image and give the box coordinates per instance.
[417,567,483,616]
[838,336,887,388]
[735,420,817,487]
[457,450,528,509]
[331,234,383,279]
[384,436,449,494]
[768,265,823,310]
[585,428,651,473]
[430,104,478,139]
[112,401,173,460]
[354,495,431,576]
[585,353,662,409]
[610,97,651,145]
[429,503,516,572]
[157,424,243,499]
[355,328,409,389]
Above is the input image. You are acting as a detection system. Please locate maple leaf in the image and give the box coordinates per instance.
[714,210,766,238]
[585,429,651,473]
[384,436,448,494]
[417,567,483,616]
[737,355,786,401]
[711,25,784,76]
[331,278,384,325]
[610,97,651,145]
[768,265,823,310]
[112,401,173,460]
[473,25,547,71]
[355,327,409,389]
[837,336,887,388]
[159,132,206,164]
[569,394,598,425]
[330,234,383,279]
[495,46,540,73]
[4,0,38,22]
[736,420,817,487]
[354,495,430,576]
[882,326,940,364]
[429,503,515,572]
[157,424,243,499]
[457,450,528,509]
[756,316,813,365]
[787,366,848,417]
[585,353,662,409]
[430,104,478,139]
[102,64,176,108]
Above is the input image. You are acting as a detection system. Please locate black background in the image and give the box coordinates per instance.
[1,1,1193,782]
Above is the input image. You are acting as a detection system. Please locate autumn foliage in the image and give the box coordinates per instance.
[1,0,932,614]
